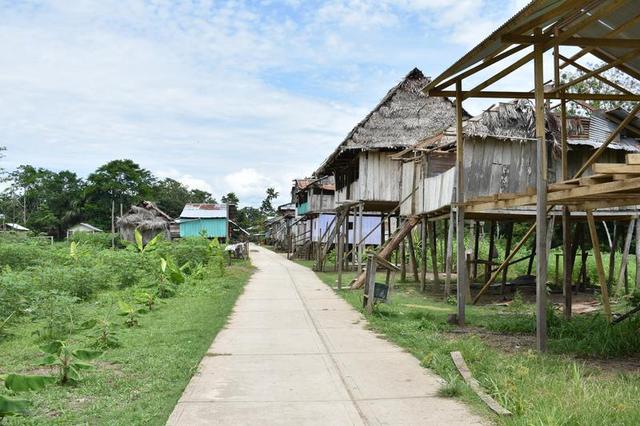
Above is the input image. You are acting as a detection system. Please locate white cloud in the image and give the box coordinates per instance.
[155,169,213,193]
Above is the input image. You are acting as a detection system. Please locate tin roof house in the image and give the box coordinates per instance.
[178,203,230,240]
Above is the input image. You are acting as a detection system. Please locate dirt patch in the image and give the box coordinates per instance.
[445,327,536,353]
[577,356,640,375]
[97,360,124,376]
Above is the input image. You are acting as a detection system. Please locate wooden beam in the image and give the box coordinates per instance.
[421,217,427,292]
[428,44,529,92]
[558,54,634,95]
[561,14,640,69]
[444,210,454,297]
[455,80,466,326]
[465,51,534,99]
[553,48,640,94]
[504,35,640,48]
[429,90,640,101]
[586,210,612,322]
[592,162,640,175]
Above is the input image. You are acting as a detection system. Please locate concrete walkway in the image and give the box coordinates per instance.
[168,245,485,425]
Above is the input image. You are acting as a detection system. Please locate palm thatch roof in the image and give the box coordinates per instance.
[316,68,466,174]
[116,201,172,231]
[409,100,640,155]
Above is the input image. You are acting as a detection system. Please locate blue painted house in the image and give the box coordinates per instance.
[178,203,229,239]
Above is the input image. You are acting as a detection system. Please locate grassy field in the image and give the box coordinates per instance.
[0,234,252,425]
[295,259,640,426]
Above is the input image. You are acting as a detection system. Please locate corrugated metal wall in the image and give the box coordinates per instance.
[179,218,227,238]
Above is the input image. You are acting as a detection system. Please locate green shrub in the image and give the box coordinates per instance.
[68,232,119,248]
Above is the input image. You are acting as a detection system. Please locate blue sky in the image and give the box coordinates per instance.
[0,0,530,206]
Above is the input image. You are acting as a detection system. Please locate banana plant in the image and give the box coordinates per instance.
[38,341,102,385]
[134,229,162,254]
[135,291,159,311]
[156,257,186,298]
[117,301,146,327]
[90,318,120,349]
[0,374,55,419]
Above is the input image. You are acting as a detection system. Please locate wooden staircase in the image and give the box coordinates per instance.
[350,215,421,289]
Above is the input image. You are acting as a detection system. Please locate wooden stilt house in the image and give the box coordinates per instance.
[314,68,464,282]
[391,100,640,301]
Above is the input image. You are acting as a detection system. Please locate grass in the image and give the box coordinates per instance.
[295,258,640,425]
[0,262,252,425]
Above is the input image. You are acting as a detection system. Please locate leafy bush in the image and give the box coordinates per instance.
[38,340,102,384]
[68,232,119,248]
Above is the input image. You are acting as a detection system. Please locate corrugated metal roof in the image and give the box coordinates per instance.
[569,112,640,152]
[424,1,640,91]
[179,203,227,219]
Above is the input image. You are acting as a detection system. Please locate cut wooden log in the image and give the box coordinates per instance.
[450,351,511,416]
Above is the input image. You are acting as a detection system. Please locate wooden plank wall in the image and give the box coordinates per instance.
[358,151,402,202]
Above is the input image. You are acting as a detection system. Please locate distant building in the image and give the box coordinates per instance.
[2,223,30,232]
[178,203,230,240]
[66,222,102,239]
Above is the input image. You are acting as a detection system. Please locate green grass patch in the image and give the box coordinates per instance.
[0,236,252,424]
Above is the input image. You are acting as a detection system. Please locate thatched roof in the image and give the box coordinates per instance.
[316,68,466,174]
[412,100,640,154]
[292,175,335,192]
[117,201,172,231]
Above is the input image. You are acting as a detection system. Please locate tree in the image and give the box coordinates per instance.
[84,160,154,230]
[1,166,84,237]
[150,178,192,218]
[221,192,239,205]
[260,187,279,215]
[561,63,640,114]
[189,189,216,204]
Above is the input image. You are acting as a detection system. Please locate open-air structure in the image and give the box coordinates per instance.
[419,0,640,351]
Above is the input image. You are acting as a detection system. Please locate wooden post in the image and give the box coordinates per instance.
[336,210,343,289]
[560,89,572,319]
[484,221,497,284]
[408,230,419,283]
[472,221,480,281]
[534,29,548,351]
[400,228,407,282]
[111,199,115,249]
[501,223,514,294]
[607,223,619,290]
[365,254,376,314]
[455,80,466,326]
[586,210,612,322]
[421,217,427,292]
[616,218,636,295]
[636,214,640,292]
[357,201,364,273]
[429,221,440,289]
[445,210,454,297]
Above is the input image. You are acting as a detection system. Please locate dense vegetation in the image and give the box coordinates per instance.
[296,260,640,425]
[0,233,252,424]
[0,155,279,238]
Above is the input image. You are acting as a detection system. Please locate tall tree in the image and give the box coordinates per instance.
[221,192,239,205]
[260,187,279,215]
[84,160,154,229]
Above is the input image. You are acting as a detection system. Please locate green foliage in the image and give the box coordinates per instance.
[118,301,145,327]
[0,374,54,419]
[38,340,103,384]
[437,374,465,398]
[89,318,120,349]
[134,229,162,254]
[68,231,117,248]
[31,293,79,342]
[0,312,14,339]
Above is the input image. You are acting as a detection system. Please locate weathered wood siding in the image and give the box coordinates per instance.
[423,167,456,213]
[335,151,402,204]
[308,193,334,213]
